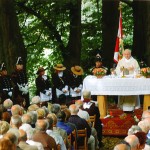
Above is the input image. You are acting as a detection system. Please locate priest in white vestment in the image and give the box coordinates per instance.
[115,49,140,111]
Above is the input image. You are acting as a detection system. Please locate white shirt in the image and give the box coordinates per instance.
[46,129,67,150]
[77,109,90,120]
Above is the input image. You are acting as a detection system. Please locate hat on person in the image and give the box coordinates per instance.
[36,67,46,74]
[0,62,6,71]
[53,64,66,71]
[16,57,23,65]
[95,56,102,62]
[71,66,83,75]
[31,96,41,104]
[3,99,13,109]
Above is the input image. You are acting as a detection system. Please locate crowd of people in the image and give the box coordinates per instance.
[0,49,149,150]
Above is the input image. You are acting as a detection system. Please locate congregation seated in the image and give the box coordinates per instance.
[68,104,95,150]
[32,119,57,150]
[46,117,67,150]
[82,90,103,146]
[18,129,38,150]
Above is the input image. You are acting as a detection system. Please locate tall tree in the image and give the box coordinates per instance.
[101,0,120,70]
[132,0,150,66]
[0,0,27,73]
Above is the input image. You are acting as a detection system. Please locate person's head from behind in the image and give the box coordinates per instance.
[51,104,61,115]
[47,113,57,127]
[82,90,91,103]
[63,108,71,121]
[75,100,83,109]
[114,140,131,150]
[18,129,27,142]
[123,49,131,60]
[10,115,22,128]
[69,104,79,115]
[35,119,48,132]
[3,99,13,109]
[21,113,32,124]
[11,105,22,116]
[0,138,15,150]
[141,110,150,120]
[128,125,142,135]
[3,132,18,148]
[0,121,10,135]
[58,94,66,105]
[124,135,139,150]
[138,120,150,134]
[57,111,66,122]
[36,108,46,119]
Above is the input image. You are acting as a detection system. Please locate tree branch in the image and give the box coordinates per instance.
[16,2,66,51]
[121,0,133,7]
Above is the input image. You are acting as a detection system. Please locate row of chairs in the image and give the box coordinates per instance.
[66,115,96,150]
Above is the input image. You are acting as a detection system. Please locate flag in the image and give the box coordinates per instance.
[114,9,124,63]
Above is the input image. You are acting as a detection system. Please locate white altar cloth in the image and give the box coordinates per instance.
[83,75,150,96]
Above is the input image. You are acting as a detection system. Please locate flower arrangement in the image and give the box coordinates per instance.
[92,68,107,78]
[140,67,150,78]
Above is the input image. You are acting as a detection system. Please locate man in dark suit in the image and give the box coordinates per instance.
[11,57,29,108]
[52,64,69,103]
[69,65,83,102]
[68,104,95,149]
[35,67,52,104]
[0,63,13,103]
[82,90,103,147]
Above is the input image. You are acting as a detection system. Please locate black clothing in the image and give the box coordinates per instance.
[35,75,52,102]
[52,71,69,103]
[11,69,29,108]
[81,102,102,143]
[69,72,83,101]
[0,75,13,102]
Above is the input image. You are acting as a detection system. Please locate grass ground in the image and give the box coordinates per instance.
[101,136,125,150]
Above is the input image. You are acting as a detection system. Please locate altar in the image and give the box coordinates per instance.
[83,75,150,118]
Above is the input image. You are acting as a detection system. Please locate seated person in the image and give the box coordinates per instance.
[115,49,140,111]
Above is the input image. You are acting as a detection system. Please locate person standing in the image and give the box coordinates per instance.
[11,57,29,108]
[0,63,13,103]
[115,49,140,111]
[35,67,52,104]
[69,65,83,102]
[52,64,69,103]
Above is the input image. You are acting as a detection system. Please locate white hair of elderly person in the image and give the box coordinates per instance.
[128,125,142,135]
[3,99,13,109]
[0,121,10,139]
[113,141,131,150]
[19,124,44,150]
[27,111,37,127]
[124,135,140,150]
[82,90,98,106]
[141,110,150,120]
[138,120,150,134]
[31,96,41,105]
[11,104,23,116]
[50,103,61,114]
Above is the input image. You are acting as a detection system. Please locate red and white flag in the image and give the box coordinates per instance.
[114,10,124,63]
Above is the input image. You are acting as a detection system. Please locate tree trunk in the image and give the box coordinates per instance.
[0,0,26,73]
[132,1,150,66]
[65,0,81,67]
[101,0,120,69]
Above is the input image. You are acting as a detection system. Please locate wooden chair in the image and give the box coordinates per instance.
[89,114,96,128]
[57,144,61,150]
[77,128,88,150]
[67,133,72,150]
[72,129,77,150]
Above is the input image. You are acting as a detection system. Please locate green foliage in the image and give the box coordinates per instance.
[15,0,133,97]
